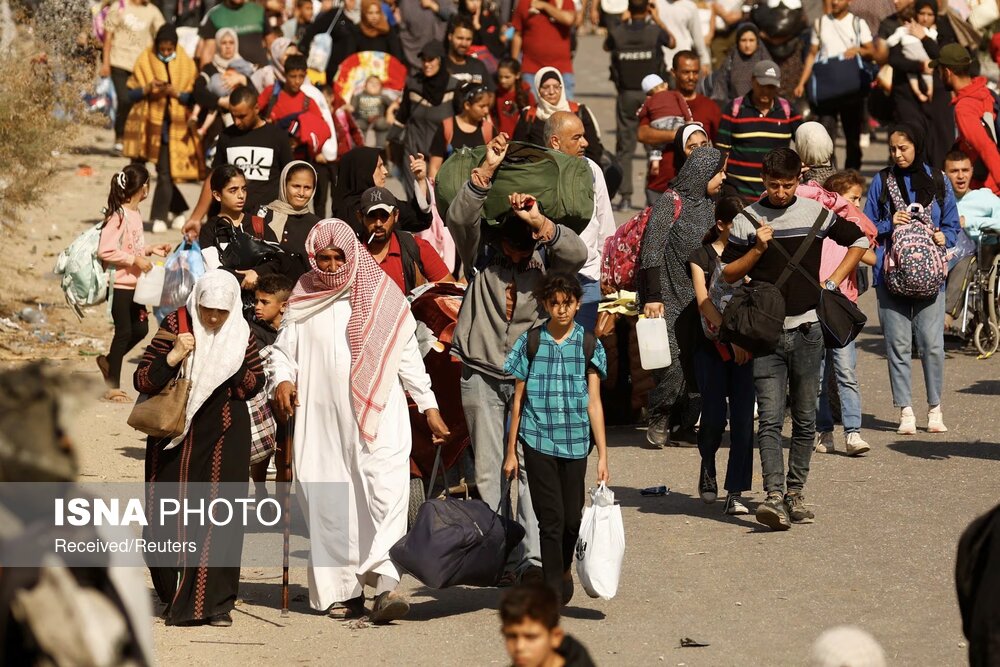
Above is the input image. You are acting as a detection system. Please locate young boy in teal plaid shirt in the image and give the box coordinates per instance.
[503,273,611,606]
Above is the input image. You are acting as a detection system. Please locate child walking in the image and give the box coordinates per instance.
[688,196,756,515]
[503,273,610,606]
[494,58,534,138]
[96,164,172,402]
[249,273,294,492]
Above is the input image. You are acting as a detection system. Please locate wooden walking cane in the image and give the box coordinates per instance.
[280,413,294,618]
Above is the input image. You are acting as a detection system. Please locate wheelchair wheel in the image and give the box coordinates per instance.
[974,320,999,357]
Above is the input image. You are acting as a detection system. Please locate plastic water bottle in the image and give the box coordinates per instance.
[636,317,671,370]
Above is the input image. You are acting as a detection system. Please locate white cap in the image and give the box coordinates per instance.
[641,74,665,94]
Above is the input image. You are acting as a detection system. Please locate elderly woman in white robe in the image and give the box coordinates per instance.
[269,219,449,623]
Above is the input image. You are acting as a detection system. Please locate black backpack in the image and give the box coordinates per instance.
[396,230,428,295]
[524,325,597,366]
[719,207,828,354]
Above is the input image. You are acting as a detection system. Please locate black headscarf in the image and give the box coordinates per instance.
[914,0,937,15]
[888,123,935,207]
[333,147,382,229]
[419,58,452,106]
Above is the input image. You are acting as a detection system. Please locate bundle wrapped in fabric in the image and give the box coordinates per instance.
[434,142,595,234]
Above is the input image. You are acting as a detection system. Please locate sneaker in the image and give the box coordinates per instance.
[927,406,948,433]
[845,432,871,456]
[859,132,871,148]
[814,431,835,453]
[755,491,791,531]
[171,214,187,231]
[784,492,815,524]
[723,493,749,515]
[897,407,917,435]
[645,415,669,448]
[113,141,123,154]
[208,612,233,627]
[151,220,168,234]
[698,466,718,504]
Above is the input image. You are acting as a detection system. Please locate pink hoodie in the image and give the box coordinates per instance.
[795,182,878,302]
[97,208,147,290]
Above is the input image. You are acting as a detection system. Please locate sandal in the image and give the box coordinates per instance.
[327,596,366,620]
[96,355,111,384]
[102,389,131,404]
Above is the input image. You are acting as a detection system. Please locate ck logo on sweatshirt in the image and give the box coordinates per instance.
[227,147,275,181]
[575,538,587,561]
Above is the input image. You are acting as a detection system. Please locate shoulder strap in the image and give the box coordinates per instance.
[731,96,744,117]
[569,101,580,113]
[262,81,282,121]
[324,5,344,35]
[743,206,828,289]
[779,97,792,117]
[177,306,190,334]
[583,331,597,367]
[526,326,543,362]
[442,116,454,148]
[395,230,425,295]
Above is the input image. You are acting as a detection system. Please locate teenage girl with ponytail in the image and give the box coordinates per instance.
[96,164,173,402]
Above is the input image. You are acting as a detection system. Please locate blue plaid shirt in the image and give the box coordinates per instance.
[504,323,608,459]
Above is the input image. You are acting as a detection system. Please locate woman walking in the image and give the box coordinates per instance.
[638,146,727,447]
[136,270,264,627]
[863,124,960,434]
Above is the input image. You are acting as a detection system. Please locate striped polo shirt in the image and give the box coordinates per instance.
[716,96,803,202]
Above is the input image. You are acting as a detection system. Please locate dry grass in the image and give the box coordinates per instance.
[0,0,95,222]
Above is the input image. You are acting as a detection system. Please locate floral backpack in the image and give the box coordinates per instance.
[600,191,681,292]
[883,173,947,299]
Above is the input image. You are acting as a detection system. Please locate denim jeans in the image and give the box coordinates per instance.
[694,346,756,493]
[753,322,825,494]
[875,285,946,407]
[575,276,600,331]
[460,366,540,570]
[816,341,862,434]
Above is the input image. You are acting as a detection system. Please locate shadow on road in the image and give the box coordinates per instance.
[407,586,501,620]
[887,440,1000,461]
[956,379,1000,395]
[614,488,758,529]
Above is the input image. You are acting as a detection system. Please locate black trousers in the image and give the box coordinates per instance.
[615,89,647,199]
[107,288,148,389]
[149,139,189,223]
[313,160,338,219]
[818,91,864,171]
[110,67,134,140]
[523,444,588,602]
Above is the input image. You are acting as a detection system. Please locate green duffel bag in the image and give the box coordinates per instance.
[434,142,595,234]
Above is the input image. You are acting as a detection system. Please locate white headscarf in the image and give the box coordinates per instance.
[166,270,250,450]
[533,67,572,122]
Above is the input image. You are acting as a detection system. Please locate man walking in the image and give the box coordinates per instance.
[937,43,1000,196]
[604,0,674,211]
[545,111,616,329]
[446,15,493,88]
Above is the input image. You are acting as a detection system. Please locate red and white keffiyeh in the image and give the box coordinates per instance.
[287,219,413,445]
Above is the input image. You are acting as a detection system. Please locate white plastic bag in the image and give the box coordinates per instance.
[575,482,625,600]
[133,263,165,307]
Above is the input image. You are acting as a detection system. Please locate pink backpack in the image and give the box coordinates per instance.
[884,221,947,299]
[600,191,681,292]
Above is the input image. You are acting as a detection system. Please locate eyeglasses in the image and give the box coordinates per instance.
[539,84,562,93]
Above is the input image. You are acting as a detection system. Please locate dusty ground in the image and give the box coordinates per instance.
[2,32,999,666]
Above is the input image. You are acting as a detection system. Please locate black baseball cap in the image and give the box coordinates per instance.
[418,41,445,61]
[360,186,397,215]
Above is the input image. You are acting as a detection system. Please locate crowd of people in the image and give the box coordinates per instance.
[75,0,1000,661]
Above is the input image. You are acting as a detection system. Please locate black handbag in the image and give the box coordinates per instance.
[744,209,868,349]
[214,218,282,271]
[390,448,525,589]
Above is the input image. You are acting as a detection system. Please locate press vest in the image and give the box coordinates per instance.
[609,19,666,91]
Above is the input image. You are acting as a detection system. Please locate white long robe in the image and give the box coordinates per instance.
[268,294,438,610]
